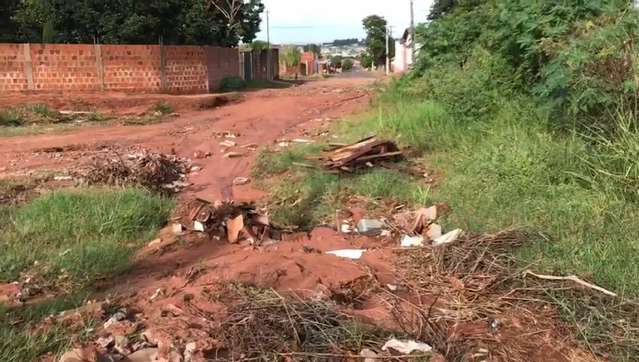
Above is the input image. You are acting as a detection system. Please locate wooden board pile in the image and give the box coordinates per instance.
[188,199,282,244]
[320,136,403,172]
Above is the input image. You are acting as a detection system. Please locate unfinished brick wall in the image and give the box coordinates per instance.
[207,47,240,91]
[0,43,240,94]
[30,44,100,91]
[101,45,162,92]
[0,44,28,91]
[164,46,208,93]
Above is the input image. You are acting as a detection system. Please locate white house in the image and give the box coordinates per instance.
[393,28,416,73]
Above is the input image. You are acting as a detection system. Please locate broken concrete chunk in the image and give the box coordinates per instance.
[226,214,244,243]
[326,249,366,260]
[433,229,463,247]
[172,223,185,236]
[223,152,244,158]
[426,223,443,241]
[232,177,250,186]
[401,235,425,247]
[357,219,385,235]
[359,348,379,362]
[53,175,73,181]
[126,348,159,362]
[193,221,205,232]
[220,140,236,148]
[382,338,433,354]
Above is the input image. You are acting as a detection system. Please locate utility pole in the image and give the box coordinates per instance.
[266,9,272,80]
[410,0,416,64]
[385,25,391,75]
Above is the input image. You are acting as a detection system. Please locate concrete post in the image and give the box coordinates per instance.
[23,43,34,91]
[160,42,167,92]
[94,43,105,90]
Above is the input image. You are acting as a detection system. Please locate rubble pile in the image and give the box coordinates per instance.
[77,148,190,193]
[187,198,282,244]
[320,136,403,172]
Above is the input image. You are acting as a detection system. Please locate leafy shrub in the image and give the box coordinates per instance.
[220,76,248,91]
[342,59,354,71]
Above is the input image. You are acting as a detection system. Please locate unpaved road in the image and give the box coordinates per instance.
[1,76,595,361]
[0,76,375,201]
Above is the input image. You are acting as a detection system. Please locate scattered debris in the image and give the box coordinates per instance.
[232,177,250,186]
[220,140,236,148]
[326,249,366,260]
[103,310,127,329]
[359,348,379,362]
[193,150,211,159]
[292,138,315,144]
[432,229,463,247]
[401,235,425,247]
[187,198,282,244]
[76,148,190,193]
[382,338,433,354]
[149,288,164,301]
[426,223,443,240]
[53,175,73,181]
[523,270,618,297]
[190,165,202,172]
[172,223,185,236]
[320,136,403,171]
[356,219,385,236]
[223,152,244,158]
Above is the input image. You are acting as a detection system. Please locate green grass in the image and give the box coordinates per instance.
[0,187,173,285]
[152,101,174,115]
[0,187,172,361]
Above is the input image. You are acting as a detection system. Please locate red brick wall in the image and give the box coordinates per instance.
[206,47,240,91]
[0,43,240,94]
[30,44,100,91]
[0,44,28,91]
[101,45,161,92]
[165,46,208,93]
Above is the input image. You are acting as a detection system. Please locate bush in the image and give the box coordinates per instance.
[0,110,24,127]
[220,76,248,91]
[342,59,354,71]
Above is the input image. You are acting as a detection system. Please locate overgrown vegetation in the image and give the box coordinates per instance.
[254,1,639,358]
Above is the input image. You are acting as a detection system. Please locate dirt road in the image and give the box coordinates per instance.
[0,76,374,201]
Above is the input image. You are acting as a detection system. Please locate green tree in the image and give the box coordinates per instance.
[362,15,394,67]
[360,52,373,69]
[331,55,343,68]
[428,0,458,20]
[0,0,21,42]
[11,0,263,46]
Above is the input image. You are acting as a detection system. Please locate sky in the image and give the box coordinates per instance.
[255,0,434,44]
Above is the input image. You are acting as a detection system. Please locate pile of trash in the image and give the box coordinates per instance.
[183,198,283,244]
[392,205,462,247]
[320,136,403,172]
[338,204,462,250]
[76,148,191,193]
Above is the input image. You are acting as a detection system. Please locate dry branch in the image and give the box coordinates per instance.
[523,270,618,297]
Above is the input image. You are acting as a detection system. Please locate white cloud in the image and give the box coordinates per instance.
[257,0,433,44]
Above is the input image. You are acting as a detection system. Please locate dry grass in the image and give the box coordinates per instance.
[207,283,408,361]
[388,231,639,361]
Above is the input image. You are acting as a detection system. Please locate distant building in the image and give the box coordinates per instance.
[393,28,416,73]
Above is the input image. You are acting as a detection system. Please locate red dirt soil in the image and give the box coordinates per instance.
[0,77,598,362]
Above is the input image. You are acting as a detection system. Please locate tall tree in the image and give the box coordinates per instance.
[0,0,21,42]
[303,44,321,57]
[428,0,458,20]
[362,15,393,67]
[11,0,263,46]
